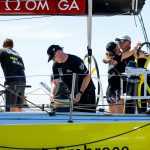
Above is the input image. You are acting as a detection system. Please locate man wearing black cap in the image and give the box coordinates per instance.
[47,44,96,113]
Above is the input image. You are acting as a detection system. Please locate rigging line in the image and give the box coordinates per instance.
[139,13,149,41]
[0,101,148,108]
[138,13,150,51]
[92,56,101,105]
[74,102,148,107]
[0,74,51,79]
[26,93,49,95]
[25,73,92,78]
[83,55,101,105]
[0,16,52,22]
[0,83,50,114]
[19,74,51,77]
[25,87,43,95]
[138,15,147,41]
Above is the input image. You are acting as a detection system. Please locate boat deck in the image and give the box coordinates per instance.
[0,112,150,125]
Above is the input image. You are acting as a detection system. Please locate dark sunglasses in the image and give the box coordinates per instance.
[118,39,130,44]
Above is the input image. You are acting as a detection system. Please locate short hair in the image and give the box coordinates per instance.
[3,38,14,49]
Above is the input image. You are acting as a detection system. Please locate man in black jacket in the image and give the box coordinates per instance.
[0,38,26,112]
[47,44,96,112]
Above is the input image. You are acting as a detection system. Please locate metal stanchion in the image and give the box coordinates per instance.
[68,73,76,123]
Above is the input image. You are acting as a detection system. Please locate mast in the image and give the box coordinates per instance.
[87,0,93,72]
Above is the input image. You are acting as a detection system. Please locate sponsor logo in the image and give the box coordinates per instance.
[0,0,85,15]
[66,69,72,73]
[58,68,63,76]
[79,63,85,70]
[69,145,129,150]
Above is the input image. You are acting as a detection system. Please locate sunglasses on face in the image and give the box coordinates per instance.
[118,39,130,45]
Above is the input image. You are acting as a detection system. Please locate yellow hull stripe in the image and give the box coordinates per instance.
[0,122,149,149]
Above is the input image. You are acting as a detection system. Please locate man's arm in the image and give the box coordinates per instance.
[74,74,91,102]
[50,79,59,102]
[121,49,136,61]
[80,74,91,93]
[102,53,112,64]
[121,42,143,61]
[102,53,118,65]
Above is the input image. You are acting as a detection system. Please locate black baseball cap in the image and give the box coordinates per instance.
[47,45,63,62]
[106,42,117,54]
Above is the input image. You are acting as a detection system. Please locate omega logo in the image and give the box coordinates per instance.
[58,0,79,10]
[5,0,49,11]
[5,0,20,10]
[5,0,79,12]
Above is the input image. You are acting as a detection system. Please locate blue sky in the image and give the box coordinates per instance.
[0,0,150,105]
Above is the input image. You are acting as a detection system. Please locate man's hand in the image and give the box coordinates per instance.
[74,92,82,102]
[50,93,55,103]
[110,59,118,65]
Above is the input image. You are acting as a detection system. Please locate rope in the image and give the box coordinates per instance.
[138,13,150,50]
[0,83,50,114]
[83,55,100,105]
